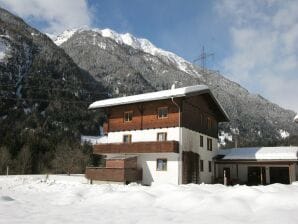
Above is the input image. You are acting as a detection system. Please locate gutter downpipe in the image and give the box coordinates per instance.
[171,97,183,185]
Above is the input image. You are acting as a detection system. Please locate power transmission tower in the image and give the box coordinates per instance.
[194,46,214,73]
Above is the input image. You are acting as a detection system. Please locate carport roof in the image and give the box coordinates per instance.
[218,147,298,160]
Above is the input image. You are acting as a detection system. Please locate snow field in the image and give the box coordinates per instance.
[1,175,298,224]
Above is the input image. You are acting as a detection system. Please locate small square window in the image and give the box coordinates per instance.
[124,111,133,122]
[158,107,168,119]
[200,135,204,147]
[207,138,212,151]
[156,159,167,171]
[208,161,212,172]
[123,134,132,143]
[157,132,167,141]
[200,160,204,172]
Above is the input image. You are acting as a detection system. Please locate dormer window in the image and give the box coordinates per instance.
[124,111,133,122]
[158,107,168,119]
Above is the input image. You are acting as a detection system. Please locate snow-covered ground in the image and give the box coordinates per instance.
[1,175,298,224]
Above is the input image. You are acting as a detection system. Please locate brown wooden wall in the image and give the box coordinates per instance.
[106,157,137,169]
[181,94,218,138]
[182,151,200,184]
[102,95,221,138]
[104,99,180,133]
[93,141,179,154]
[85,167,141,182]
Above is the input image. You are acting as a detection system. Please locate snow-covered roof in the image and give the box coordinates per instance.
[89,85,229,121]
[89,85,207,108]
[218,147,298,160]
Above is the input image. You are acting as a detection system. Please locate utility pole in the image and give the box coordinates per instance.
[194,46,214,73]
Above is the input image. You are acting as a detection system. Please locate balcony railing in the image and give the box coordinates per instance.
[93,140,179,154]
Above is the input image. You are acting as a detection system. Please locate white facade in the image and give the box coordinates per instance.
[106,127,180,143]
[181,128,218,184]
[102,127,218,185]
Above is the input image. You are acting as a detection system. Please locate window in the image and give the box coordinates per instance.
[200,114,204,126]
[207,117,213,129]
[157,132,167,141]
[156,159,167,171]
[123,134,132,143]
[207,138,212,151]
[124,111,133,122]
[200,160,204,172]
[200,135,204,147]
[158,107,168,119]
[208,161,212,172]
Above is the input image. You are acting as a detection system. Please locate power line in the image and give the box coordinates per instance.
[193,46,214,73]
[0,96,93,104]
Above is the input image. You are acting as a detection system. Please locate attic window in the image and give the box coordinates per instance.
[124,111,133,122]
[158,107,168,119]
[207,117,213,129]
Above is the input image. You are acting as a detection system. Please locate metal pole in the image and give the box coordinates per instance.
[6,166,9,176]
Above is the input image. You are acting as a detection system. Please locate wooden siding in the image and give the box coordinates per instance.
[104,99,180,133]
[102,95,223,137]
[93,141,179,154]
[181,94,218,138]
[182,151,200,184]
[85,167,142,182]
[106,157,137,169]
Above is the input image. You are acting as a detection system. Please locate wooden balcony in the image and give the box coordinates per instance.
[93,140,179,154]
[85,167,142,183]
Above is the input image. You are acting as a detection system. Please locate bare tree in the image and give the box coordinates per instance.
[52,141,89,175]
[0,146,11,174]
[17,145,32,174]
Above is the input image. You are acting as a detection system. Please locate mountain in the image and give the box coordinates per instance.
[0,8,106,174]
[55,28,298,147]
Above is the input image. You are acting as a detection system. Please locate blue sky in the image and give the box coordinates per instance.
[0,0,297,114]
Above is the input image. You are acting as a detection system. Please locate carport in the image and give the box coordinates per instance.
[215,147,298,185]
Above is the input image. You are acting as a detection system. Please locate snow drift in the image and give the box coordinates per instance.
[1,175,298,224]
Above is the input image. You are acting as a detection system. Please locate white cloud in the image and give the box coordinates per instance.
[215,0,298,113]
[0,0,92,34]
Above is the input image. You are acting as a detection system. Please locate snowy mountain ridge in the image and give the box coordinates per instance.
[56,26,298,147]
[53,28,200,77]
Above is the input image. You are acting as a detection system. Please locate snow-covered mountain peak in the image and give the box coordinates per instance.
[53,28,201,77]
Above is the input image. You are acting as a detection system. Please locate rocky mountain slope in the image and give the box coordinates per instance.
[0,8,106,173]
[55,28,298,147]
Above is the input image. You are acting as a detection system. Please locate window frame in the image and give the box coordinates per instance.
[207,117,213,129]
[123,111,133,123]
[123,134,132,143]
[157,132,167,141]
[208,161,212,172]
[207,138,212,151]
[157,107,169,119]
[200,135,204,147]
[156,158,167,171]
[200,160,204,172]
